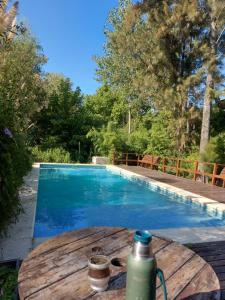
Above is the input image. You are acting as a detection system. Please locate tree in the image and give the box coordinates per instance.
[87,121,128,157]
[0,19,47,233]
[96,0,207,152]
[0,34,47,131]
[199,0,225,157]
[31,74,90,161]
[96,0,225,156]
[84,85,128,128]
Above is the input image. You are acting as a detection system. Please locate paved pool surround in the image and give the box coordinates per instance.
[1,163,225,260]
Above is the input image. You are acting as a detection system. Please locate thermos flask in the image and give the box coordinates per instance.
[125,230,167,300]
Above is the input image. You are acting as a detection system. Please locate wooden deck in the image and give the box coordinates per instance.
[119,165,225,203]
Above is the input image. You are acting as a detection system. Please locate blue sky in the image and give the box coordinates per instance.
[19,0,119,95]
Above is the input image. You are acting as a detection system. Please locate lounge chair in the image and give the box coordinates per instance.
[138,155,160,170]
[216,167,225,188]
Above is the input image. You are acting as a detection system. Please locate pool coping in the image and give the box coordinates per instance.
[106,165,225,219]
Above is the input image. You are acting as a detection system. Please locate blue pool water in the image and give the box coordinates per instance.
[34,164,225,238]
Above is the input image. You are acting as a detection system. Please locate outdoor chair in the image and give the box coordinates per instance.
[216,167,225,188]
[138,155,160,170]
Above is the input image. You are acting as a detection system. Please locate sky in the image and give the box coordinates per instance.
[19,0,119,95]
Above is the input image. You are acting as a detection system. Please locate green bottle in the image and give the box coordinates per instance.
[125,231,167,300]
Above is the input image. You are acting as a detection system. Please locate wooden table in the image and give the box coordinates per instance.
[18,227,220,300]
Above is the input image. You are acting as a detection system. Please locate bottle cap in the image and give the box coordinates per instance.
[134,230,152,244]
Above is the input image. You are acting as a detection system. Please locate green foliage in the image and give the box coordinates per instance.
[84,85,128,128]
[145,111,178,156]
[30,74,90,162]
[31,146,71,163]
[0,32,46,235]
[96,0,209,151]
[0,34,47,131]
[95,0,225,155]
[0,130,32,235]
[201,132,225,164]
[185,151,200,162]
[0,266,18,300]
[127,126,149,154]
[211,106,225,136]
[87,122,128,158]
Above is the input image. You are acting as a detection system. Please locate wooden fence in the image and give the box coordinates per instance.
[113,153,225,188]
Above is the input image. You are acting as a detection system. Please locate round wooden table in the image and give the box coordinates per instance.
[18,227,220,300]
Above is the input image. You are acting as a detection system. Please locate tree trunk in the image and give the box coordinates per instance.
[128,105,131,134]
[199,72,212,156]
[199,16,216,158]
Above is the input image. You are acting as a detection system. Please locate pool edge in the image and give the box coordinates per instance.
[107,165,225,219]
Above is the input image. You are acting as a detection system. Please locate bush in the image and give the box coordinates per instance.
[185,151,200,162]
[0,129,32,235]
[87,122,128,159]
[201,132,225,164]
[0,266,18,300]
[145,111,178,156]
[127,126,150,154]
[31,146,71,163]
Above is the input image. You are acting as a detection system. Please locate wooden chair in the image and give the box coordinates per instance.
[138,155,152,167]
[152,156,161,170]
[216,167,225,188]
[138,155,160,169]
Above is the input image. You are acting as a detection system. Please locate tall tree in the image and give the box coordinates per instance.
[96,0,205,151]
[0,6,47,234]
[0,34,47,131]
[31,74,91,161]
[199,0,225,157]
[84,85,128,128]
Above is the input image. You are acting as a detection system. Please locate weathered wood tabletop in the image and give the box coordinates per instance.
[18,227,221,300]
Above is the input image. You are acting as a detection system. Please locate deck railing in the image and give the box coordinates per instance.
[113,153,225,188]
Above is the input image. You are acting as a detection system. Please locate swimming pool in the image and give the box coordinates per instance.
[34,164,225,238]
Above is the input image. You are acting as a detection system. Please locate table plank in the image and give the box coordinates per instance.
[155,241,195,281]
[29,227,107,258]
[20,235,171,300]
[157,255,207,299]
[24,236,170,300]
[19,227,125,281]
[176,264,220,300]
[19,229,130,298]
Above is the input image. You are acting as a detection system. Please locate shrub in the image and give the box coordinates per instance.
[185,151,200,162]
[201,132,225,164]
[87,122,128,159]
[0,129,32,235]
[0,266,18,300]
[31,146,71,163]
[145,111,178,156]
[127,126,150,154]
